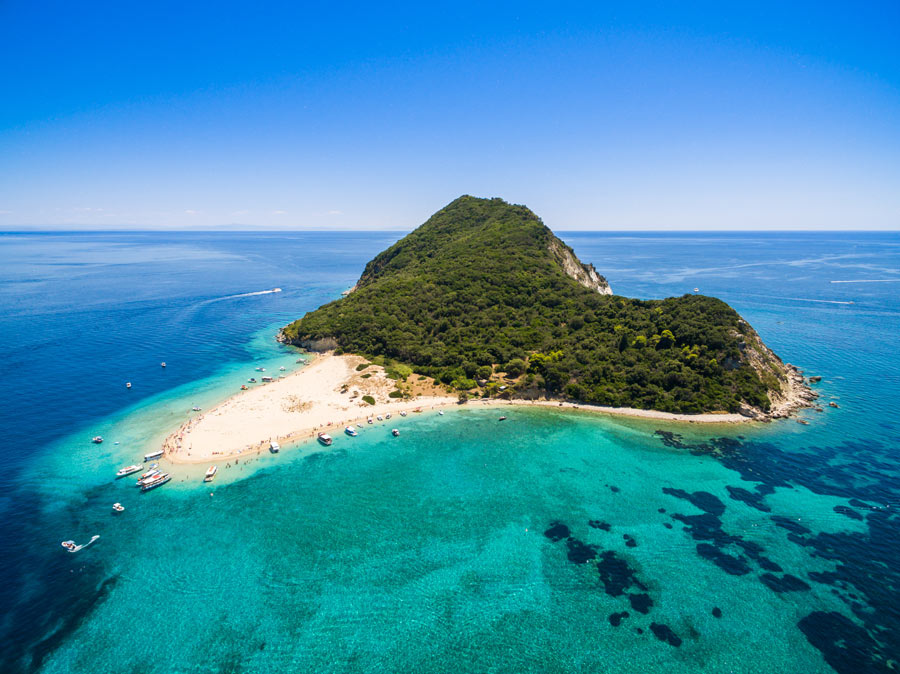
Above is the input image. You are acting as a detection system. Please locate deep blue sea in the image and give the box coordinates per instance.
[1,230,899,673]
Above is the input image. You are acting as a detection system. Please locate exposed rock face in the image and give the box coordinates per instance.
[548,238,612,294]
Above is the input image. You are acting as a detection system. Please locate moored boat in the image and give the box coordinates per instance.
[385,413,391,419]
[192,406,201,411]
[126,382,132,389]
[136,469,160,486]
[92,436,103,444]
[241,384,248,390]
[392,428,400,437]
[376,415,383,421]
[261,376,273,382]
[112,502,125,512]
[345,426,358,437]
[161,361,166,368]
[144,449,164,461]
[499,416,507,421]
[141,473,171,492]
[400,410,407,417]
[270,441,280,453]
[204,465,218,482]
[317,433,333,446]
[115,464,143,479]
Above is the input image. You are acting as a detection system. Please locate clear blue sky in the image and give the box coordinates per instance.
[1,1,898,230]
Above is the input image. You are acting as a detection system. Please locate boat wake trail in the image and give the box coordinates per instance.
[203,288,283,304]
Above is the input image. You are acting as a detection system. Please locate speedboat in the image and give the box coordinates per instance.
[317,433,333,446]
[367,418,373,424]
[385,413,391,419]
[499,416,507,421]
[345,426,358,437]
[400,411,407,417]
[270,441,280,453]
[112,502,125,512]
[392,428,400,437]
[92,436,103,444]
[256,367,266,372]
[116,464,143,479]
[192,406,201,411]
[204,465,218,482]
[439,411,444,416]
[272,288,282,293]
[144,449,164,461]
[161,362,166,368]
[126,382,132,389]
[61,535,99,552]
[61,540,77,551]
[141,473,171,492]
[248,378,256,383]
[376,415,383,421]
[279,366,286,371]
[261,376,273,382]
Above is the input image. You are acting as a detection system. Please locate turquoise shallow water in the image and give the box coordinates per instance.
[2,231,900,673]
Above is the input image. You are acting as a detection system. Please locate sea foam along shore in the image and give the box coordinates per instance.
[163,351,814,464]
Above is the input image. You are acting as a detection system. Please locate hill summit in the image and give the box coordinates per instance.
[282,196,809,416]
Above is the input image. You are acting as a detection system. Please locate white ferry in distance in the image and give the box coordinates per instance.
[317,433,333,446]
[116,464,143,479]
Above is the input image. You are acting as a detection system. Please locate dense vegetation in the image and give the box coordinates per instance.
[283,196,782,414]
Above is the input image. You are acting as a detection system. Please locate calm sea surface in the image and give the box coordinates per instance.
[1,231,899,673]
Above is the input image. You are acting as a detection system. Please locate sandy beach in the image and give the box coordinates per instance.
[162,351,808,464]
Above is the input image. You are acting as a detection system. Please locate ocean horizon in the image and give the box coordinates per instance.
[2,229,899,673]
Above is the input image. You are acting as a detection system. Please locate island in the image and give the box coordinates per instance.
[164,196,814,464]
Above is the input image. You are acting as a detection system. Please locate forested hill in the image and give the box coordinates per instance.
[282,196,795,415]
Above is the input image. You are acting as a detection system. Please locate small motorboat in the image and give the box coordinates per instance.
[161,362,167,368]
[499,416,507,421]
[92,436,103,444]
[241,384,248,390]
[345,426,358,437]
[248,378,257,383]
[256,367,266,372]
[116,464,143,479]
[204,465,218,482]
[112,502,125,512]
[126,382,132,389]
[376,415,383,421]
[438,411,444,416]
[61,535,99,552]
[270,441,280,453]
[192,406,201,411]
[279,366,286,371]
[143,449,164,461]
[392,428,400,437]
[367,418,373,424]
[385,413,391,419]
[400,411,407,417]
[272,288,282,293]
[317,433,333,446]
[261,376,273,382]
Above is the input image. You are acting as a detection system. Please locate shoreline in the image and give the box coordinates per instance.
[163,352,814,465]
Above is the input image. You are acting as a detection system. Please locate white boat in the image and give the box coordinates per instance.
[439,411,444,416]
[141,473,171,492]
[112,503,125,512]
[385,413,391,419]
[367,418,373,424]
[136,469,160,486]
[317,433,333,446]
[345,426,358,437]
[392,428,400,437]
[400,411,407,417]
[92,436,103,444]
[138,464,159,480]
[279,366,286,371]
[192,406,201,411]
[144,449,164,461]
[694,288,699,292]
[126,382,132,389]
[61,535,99,552]
[204,465,218,482]
[256,367,266,372]
[261,376,273,382]
[116,464,142,479]
[270,441,280,453]
[272,288,282,293]
[376,415,383,421]
[161,362,166,368]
